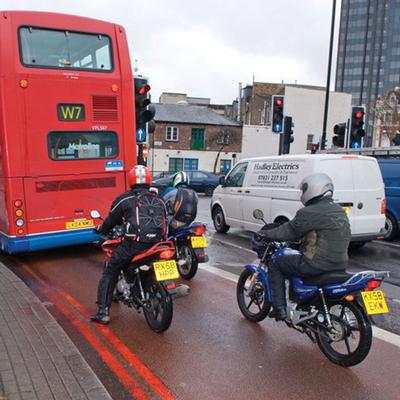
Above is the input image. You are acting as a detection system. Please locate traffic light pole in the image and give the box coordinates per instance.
[321,0,336,150]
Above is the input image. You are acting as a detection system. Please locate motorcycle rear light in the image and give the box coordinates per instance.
[160,249,174,259]
[194,226,206,235]
[166,283,176,290]
[345,295,354,301]
[366,279,381,291]
[381,198,386,215]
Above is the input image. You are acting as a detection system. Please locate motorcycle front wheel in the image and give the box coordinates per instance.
[316,299,372,367]
[177,244,198,280]
[143,280,173,333]
[237,269,271,322]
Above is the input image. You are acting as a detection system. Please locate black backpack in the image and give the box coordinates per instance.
[127,191,167,243]
[173,187,198,225]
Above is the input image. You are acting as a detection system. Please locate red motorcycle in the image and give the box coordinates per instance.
[101,226,179,333]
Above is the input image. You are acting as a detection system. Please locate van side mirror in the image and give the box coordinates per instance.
[219,176,226,186]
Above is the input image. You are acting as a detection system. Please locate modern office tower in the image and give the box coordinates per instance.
[335,0,400,145]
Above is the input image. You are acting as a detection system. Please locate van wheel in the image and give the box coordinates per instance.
[383,212,398,241]
[212,206,230,233]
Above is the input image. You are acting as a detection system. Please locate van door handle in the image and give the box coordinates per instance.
[237,190,242,193]
[245,190,250,193]
[357,202,363,209]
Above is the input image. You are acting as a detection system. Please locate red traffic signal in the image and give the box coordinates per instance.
[271,95,285,133]
[275,98,283,106]
[355,111,364,119]
[138,84,151,95]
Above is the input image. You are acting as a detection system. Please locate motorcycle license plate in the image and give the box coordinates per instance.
[361,290,389,315]
[153,260,179,281]
[191,236,207,248]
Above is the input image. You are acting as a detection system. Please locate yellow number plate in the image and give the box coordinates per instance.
[190,236,207,248]
[361,290,389,315]
[66,220,94,230]
[153,260,179,281]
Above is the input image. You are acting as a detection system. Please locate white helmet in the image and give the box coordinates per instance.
[172,171,189,187]
[300,173,334,206]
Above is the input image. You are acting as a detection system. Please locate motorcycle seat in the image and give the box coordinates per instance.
[302,271,353,286]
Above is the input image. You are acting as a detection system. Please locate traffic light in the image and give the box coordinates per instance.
[332,122,346,147]
[282,116,294,154]
[271,95,284,133]
[134,77,156,141]
[350,106,365,148]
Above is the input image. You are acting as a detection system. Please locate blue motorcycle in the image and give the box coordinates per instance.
[168,222,208,280]
[237,209,390,367]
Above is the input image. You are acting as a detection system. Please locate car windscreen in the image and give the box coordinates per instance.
[48,131,118,160]
[19,26,113,71]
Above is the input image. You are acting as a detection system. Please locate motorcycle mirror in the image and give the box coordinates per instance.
[90,210,101,219]
[253,209,264,220]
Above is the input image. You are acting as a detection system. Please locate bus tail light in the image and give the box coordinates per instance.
[19,79,28,88]
[381,198,386,215]
[16,219,24,227]
[17,229,24,235]
[15,209,24,217]
[14,200,23,208]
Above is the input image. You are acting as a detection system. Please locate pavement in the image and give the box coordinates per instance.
[0,262,111,400]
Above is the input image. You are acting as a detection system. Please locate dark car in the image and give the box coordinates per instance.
[153,170,221,196]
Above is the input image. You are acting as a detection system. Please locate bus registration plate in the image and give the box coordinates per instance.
[361,290,389,315]
[153,260,179,281]
[66,220,94,230]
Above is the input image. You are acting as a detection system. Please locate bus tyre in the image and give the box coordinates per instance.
[212,206,230,233]
[383,212,398,241]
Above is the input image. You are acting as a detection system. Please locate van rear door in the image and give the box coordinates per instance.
[351,157,385,238]
[317,158,355,231]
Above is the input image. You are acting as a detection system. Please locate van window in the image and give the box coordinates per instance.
[225,163,248,187]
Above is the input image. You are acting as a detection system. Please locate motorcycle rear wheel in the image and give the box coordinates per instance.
[178,244,198,280]
[316,299,372,367]
[143,280,173,333]
[237,269,271,322]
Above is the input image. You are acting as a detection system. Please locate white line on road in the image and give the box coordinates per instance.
[201,263,400,349]
[208,236,255,254]
[372,240,400,249]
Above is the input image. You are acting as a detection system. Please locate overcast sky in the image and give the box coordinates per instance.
[1,0,341,104]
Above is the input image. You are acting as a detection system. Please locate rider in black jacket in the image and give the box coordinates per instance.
[91,165,158,325]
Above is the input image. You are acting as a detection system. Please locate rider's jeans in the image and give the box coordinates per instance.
[96,240,152,310]
[269,254,325,309]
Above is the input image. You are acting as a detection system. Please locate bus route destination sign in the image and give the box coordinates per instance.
[57,103,85,121]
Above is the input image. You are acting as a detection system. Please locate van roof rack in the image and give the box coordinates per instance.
[322,146,400,158]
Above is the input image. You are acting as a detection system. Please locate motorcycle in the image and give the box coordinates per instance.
[168,222,208,280]
[93,212,179,333]
[236,209,390,367]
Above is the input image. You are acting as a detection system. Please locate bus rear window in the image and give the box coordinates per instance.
[19,26,113,71]
[48,131,118,160]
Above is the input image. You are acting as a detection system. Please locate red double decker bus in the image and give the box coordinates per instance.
[0,11,136,253]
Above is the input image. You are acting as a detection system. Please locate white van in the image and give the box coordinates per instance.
[211,154,386,244]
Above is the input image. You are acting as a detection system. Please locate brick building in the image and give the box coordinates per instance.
[148,103,242,174]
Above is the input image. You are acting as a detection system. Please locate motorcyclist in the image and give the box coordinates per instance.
[162,171,198,230]
[91,165,165,325]
[257,173,351,321]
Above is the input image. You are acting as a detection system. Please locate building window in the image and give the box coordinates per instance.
[191,128,205,150]
[184,158,198,171]
[306,134,314,151]
[166,126,179,141]
[169,158,183,172]
[220,159,232,174]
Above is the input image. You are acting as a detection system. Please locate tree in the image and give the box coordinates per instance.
[372,87,400,147]
[211,128,239,174]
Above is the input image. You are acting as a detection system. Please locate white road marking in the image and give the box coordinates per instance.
[208,236,255,254]
[372,240,400,249]
[201,263,400,348]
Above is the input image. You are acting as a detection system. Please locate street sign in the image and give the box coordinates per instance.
[136,128,146,143]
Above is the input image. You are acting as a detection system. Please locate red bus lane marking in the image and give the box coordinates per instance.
[23,266,175,400]
[43,289,150,400]
[60,289,175,400]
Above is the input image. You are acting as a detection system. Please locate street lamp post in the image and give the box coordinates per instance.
[321,0,337,150]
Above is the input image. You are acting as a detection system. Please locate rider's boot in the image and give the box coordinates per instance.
[269,306,287,321]
[91,307,110,324]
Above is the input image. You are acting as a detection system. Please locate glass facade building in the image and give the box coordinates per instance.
[335,0,400,144]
